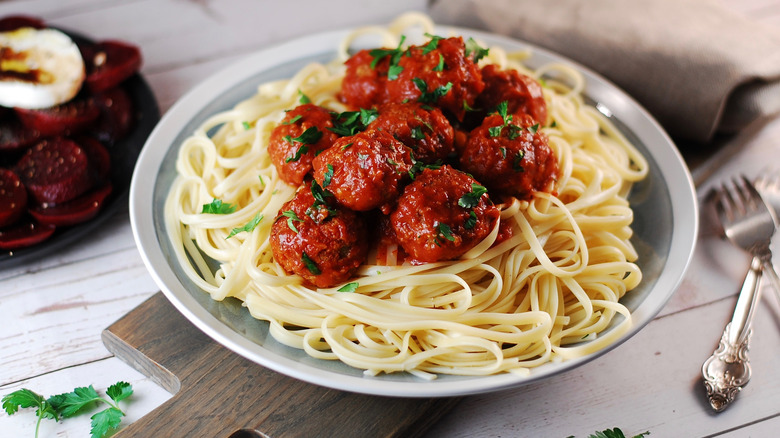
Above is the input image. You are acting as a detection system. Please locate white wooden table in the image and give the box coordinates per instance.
[1,1,779,436]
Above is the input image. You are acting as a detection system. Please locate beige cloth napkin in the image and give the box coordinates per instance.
[429,0,780,144]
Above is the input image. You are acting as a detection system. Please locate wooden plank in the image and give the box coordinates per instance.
[102,293,460,438]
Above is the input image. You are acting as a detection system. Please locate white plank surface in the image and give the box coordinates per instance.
[1,0,779,436]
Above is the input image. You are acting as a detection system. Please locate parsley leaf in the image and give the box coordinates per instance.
[301,252,321,275]
[298,90,311,104]
[433,53,446,71]
[512,151,526,172]
[413,78,453,104]
[307,180,338,223]
[422,33,443,54]
[322,164,334,187]
[369,35,406,80]
[282,114,302,125]
[329,108,378,136]
[465,37,489,62]
[586,428,650,438]
[436,222,456,243]
[464,210,478,229]
[284,126,322,145]
[242,121,252,130]
[338,282,359,292]
[90,407,124,438]
[281,210,304,233]
[285,145,309,163]
[226,213,263,239]
[3,381,134,438]
[458,183,488,209]
[201,199,237,214]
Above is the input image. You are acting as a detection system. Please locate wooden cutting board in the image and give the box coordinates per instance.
[101,292,461,438]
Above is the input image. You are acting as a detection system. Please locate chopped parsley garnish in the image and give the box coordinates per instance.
[465,37,489,62]
[433,53,446,71]
[322,164,334,187]
[422,33,443,54]
[341,142,353,151]
[410,125,425,140]
[306,180,338,223]
[512,151,526,172]
[284,126,322,145]
[301,252,321,275]
[281,210,304,233]
[282,114,302,125]
[201,198,236,214]
[413,78,453,104]
[298,90,311,104]
[226,213,263,239]
[285,145,309,163]
[458,183,488,209]
[369,35,406,80]
[489,101,512,137]
[329,108,378,136]
[528,123,540,134]
[464,210,478,229]
[242,121,252,130]
[436,222,456,244]
[338,282,359,292]
[408,154,442,180]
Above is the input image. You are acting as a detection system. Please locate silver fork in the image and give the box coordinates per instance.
[701,175,780,412]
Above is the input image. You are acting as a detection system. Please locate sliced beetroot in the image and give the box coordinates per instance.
[83,40,142,93]
[73,135,111,184]
[90,86,135,144]
[0,118,41,153]
[0,15,46,32]
[0,218,56,250]
[0,168,28,227]
[29,182,112,226]
[15,97,101,137]
[13,138,93,204]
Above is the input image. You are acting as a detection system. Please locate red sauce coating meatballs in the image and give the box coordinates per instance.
[340,49,390,110]
[268,104,340,186]
[312,129,412,213]
[460,112,557,200]
[390,165,500,263]
[369,102,454,163]
[477,65,548,126]
[270,183,369,288]
[385,37,484,122]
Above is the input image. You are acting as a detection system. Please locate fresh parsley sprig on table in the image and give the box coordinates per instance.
[2,381,134,438]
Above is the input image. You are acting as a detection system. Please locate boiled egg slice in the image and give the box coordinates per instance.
[0,27,85,109]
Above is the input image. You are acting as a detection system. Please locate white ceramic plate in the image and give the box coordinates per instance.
[130,25,698,397]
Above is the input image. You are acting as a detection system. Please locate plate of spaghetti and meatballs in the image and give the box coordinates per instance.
[130,13,697,397]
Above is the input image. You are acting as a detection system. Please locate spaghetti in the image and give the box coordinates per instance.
[164,13,648,378]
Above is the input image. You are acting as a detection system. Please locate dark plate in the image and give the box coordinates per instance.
[0,29,159,268]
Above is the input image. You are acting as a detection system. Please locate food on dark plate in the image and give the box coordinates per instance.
[0,14,142,251]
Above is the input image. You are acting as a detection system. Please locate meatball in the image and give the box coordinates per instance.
[459,112,558,200]
[312,129,412,213]
[268,104,340,186]
[270,183,369,288]
[369,102,454,163]
[390,165,500,263]
[385,36,484,122]
[340,49,389,110]
[477,65,548,125]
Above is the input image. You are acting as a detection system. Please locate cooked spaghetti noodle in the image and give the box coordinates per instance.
[164,12,648,378]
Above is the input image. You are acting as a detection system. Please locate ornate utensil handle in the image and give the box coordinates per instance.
[701,256,761,412]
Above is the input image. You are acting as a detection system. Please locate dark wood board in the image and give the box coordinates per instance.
[102,292,461,438]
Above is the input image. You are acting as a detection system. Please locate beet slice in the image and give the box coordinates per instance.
[0,218,56,250]
[29,182,112,226]
[90,87,135,144]
[13,138,93,204]
[73,135,111,184]
[0,15,46,32]
[82,40,142,93]
[0,168,28,227]
[15,97,101,137]
[0,118,41,153]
